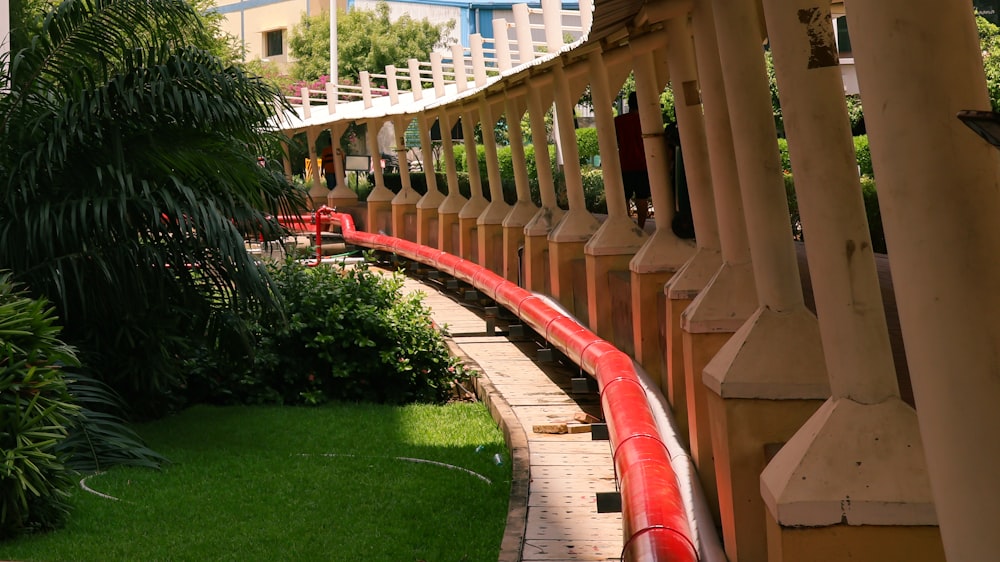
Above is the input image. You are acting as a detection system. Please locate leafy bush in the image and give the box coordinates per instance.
[0,274,80,538]
[581,169,608,214]
[186,258,462,406]
[854,135,873,177]
[576,127,600,163]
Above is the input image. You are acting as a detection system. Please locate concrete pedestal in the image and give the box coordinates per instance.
[366,198,392,236]
[459,217,480,263]
[502,201,538,284]
[416,204,441,249]
[706,395,825,562]
[681,329,730,523]
[391,201,418,242]
[523,206,563,292]
[438,211,460,254]
[585,252,635,343]
[631,270,673,385]
[665,296,692,442]
[549,239,588,319]
[761,398,944,562]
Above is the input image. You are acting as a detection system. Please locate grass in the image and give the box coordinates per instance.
[0,402,511,562]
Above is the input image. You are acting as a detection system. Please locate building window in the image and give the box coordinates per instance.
[835,17,852,59]
[264,29,284,58]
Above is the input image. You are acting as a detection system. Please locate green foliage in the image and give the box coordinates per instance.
[581,169,608,214]
[55,374,169,474]
[0,274,80,538]
[853,135,873,177]
[765,49,785,137]
[860,176,885,253]
[0,0,307,416]
[979,15,1000,112]
[576,127,600,163]
[187,258,462,406]
[290,1,454,85]
[777,138,792,172]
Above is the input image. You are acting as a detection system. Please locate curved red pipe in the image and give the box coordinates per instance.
[308,208,697,562]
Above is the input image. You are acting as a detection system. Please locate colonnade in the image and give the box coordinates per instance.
[279,0,1000,559]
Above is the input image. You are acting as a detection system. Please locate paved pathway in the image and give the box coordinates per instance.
[397,273,625,562]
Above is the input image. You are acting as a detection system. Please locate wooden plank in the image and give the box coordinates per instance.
[530,452,613,466]
[528,478,617,493]
[530,464,616,481]
[521,539,623,561]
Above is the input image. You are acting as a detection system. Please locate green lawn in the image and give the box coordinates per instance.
[0,403,511,562]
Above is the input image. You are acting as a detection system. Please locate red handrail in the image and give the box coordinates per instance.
[311,207,698,562]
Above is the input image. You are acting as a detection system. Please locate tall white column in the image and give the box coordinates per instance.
[844,1,1000,559]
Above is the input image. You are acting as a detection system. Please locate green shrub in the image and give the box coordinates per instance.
[186,258,461,406]
[860,175,886,253]
[854,135,873,177]
[576,127,600,163]
[777,138,792,173]
[0,274,80,538]
[581,169,608,214]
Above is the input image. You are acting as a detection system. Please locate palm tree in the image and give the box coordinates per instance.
[0,0,307,415]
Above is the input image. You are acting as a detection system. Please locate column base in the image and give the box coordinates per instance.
[548,239,587,319]
[391,202,417,242]
[523,233,550,293]
[665,296,692,443]
[585,252,633,343]
[762,397,938,527]
[438,211,460,255]
[366,199,392,236]
[416,207,440,249]
[458,216,479,263]
[764,509,944,562]
[631,270,674,384]
[681,329,732,524]
[706,394,825,562]
[502,225,526,284]
[478,222,504,274]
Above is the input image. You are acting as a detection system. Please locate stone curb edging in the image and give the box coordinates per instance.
[444,337,529,562]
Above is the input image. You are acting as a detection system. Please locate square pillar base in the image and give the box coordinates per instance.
[707,394,825,562]
[765,511,944,562]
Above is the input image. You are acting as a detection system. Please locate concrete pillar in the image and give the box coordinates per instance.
[477,96,511,274]
[436,110,466,254]
[657,13,723,416]
[390,115,420,242]
[458,108,487,263]
[547,61,600,318]
[837,2,1000,560]
[326,123,358,209]
[415,113,444,248]
[502,93,538,284]
[512,3,534,66]
[584,50,648,343]
[305,127,329,209]
[627,29,700,391]
[523,81,563,293]
[703,0,834,558]
[365,120,394,235]
[674,0,758,519]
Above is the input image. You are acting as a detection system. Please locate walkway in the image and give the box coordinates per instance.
[396,272,625,562]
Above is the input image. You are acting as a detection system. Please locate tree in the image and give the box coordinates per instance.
[0,0,307,416]
[289,0,454,86]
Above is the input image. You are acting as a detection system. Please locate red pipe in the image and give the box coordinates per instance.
[305,208,697,562]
